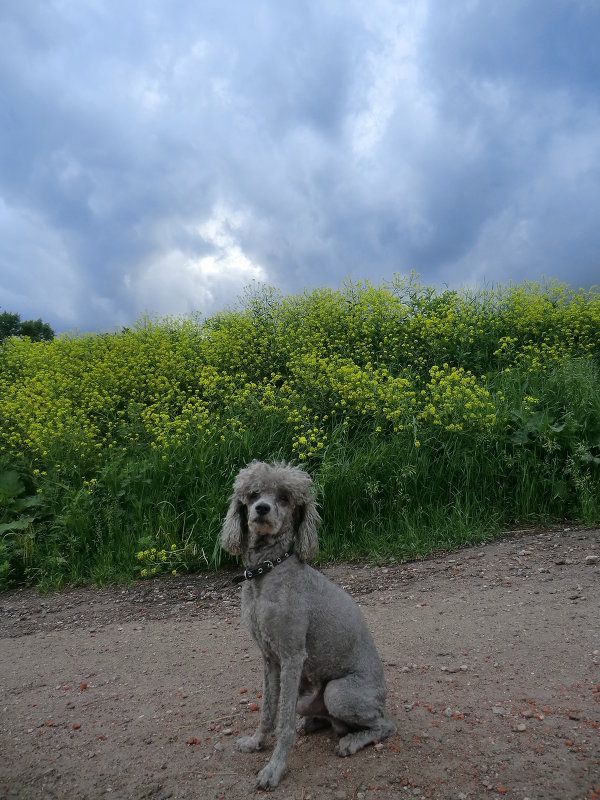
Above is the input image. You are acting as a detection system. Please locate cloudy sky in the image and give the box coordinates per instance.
[1,1,599,334]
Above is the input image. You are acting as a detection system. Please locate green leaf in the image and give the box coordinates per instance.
[0,516,35,534]
[549,422,566,434]
[12,495,44,513]
[524,411,547,433]
[578,451,600,466]
[0,470,25,500]
[510,428,530,445]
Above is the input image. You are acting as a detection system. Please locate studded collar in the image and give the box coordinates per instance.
[232,548,294,585]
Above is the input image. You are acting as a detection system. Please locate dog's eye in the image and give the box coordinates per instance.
[278,493,289,504]
[248,490,260,501]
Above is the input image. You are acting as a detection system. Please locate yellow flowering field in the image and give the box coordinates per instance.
[1,276,599,587]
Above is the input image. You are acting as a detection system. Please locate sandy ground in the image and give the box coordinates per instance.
[1,527,599,800]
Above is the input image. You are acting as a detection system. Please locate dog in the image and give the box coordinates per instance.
[221,460,396,789]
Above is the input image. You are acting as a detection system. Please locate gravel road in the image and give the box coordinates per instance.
[1,527,599,800]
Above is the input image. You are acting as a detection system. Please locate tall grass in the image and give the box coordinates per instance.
[1,276,599,588]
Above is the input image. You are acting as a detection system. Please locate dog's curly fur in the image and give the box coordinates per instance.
[221,460,396,790]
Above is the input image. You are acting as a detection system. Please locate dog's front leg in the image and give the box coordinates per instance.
[236,656,280,753]
[255,654,305,790]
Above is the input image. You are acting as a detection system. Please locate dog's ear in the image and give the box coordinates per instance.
[221,496,247,555]
[294,496,320,562]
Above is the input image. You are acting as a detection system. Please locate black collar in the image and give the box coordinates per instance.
[232,548,294,585]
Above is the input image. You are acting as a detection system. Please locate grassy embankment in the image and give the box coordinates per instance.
[1,276,599,589]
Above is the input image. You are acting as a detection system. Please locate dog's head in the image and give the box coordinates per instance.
[220,461,320,561]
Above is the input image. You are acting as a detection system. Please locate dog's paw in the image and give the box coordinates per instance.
[235,734,263,753]
[335,734,361,757]
[255,758,285,789]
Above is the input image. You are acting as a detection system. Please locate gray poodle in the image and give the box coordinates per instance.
[221,460,396,790]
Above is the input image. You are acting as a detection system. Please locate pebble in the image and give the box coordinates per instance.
[222,728,233,736]
[585,554,599,565]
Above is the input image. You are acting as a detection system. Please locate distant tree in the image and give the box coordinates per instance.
[18,318,55,342]
[0,311,55,343]
[0,312,21,341]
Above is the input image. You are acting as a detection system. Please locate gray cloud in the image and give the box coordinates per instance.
[1,0,599,333]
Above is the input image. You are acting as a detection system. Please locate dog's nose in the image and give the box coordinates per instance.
[255,502,271,516]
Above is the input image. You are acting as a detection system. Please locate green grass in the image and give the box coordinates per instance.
[1,276,599,589]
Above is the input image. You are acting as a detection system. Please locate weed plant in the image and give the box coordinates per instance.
[1,276,599,588]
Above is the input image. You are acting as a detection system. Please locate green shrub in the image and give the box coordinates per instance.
[1,277,599,588]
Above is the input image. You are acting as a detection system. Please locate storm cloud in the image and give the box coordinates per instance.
[1,0,599,332]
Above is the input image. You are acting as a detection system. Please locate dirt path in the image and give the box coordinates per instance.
[1,527,599,800]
